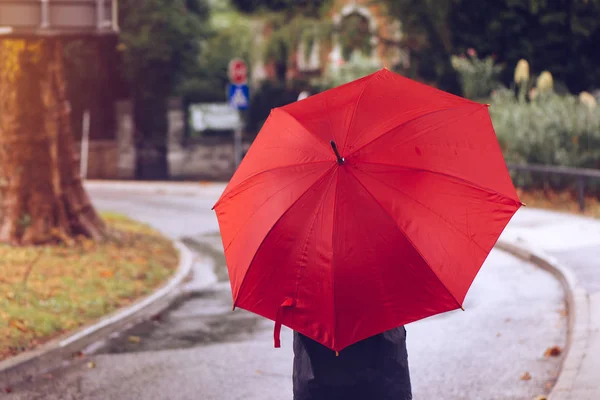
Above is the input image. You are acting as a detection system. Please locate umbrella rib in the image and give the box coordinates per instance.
[355,161,522,205]
[351,166,492,255]
[346,104,482,158]
[345,168,464,311]
[213,161,332,209]
[341,72,378,154]
[233,166,337,308]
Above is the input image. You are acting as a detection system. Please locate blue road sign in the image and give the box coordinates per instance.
[228,84,249,110]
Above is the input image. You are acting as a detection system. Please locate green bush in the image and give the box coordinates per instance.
[490,88,600,189]
[318,51,382,89]
[451,50,503,101]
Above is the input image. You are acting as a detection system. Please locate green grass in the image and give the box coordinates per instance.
[0,213,178,361]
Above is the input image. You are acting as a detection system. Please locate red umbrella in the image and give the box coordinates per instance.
[213,69,522,353]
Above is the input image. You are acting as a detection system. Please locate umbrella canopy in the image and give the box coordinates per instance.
[213,68,522,352]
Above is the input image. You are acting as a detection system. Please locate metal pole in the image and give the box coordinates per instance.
[234,111,242,169]
[96,0,105,30]
[577,177,585,212]
[81,110,91,179]
[112,0,120,32]
[40,0,50,29]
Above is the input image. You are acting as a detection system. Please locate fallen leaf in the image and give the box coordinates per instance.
[545,382,553,389]
[534,396,548,400]
[72,351,85,358]
[128,335,141,344]
[558,309,567,317]
[3,387,12,393]
[520,372,532,381]
[9,319,28,333]
[42,373,54,380]
[496,332,501,337]
[99,269,114,278]
[544,346,562,357]
[87,361,96,369]
[505,318,512,323]
[5,292,15,300]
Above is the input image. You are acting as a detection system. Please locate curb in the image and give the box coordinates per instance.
[0,241,194,388]
[496,239,590,400]
[84,181,226,197]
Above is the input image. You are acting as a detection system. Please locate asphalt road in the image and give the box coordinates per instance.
[5,183,566,400]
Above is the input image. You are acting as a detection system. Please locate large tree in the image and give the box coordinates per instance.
[381,0,462,94]
[0,40,106,245]
[451,0,600,92]
[119,0,210,180]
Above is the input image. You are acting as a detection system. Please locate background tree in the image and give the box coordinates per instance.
[231,0,332,83]
[381,0,461,94]
[0,40,106,245]
[450,0,600,92]
[118,0,210,180]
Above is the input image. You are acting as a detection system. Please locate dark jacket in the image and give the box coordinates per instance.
[293,327,412,400]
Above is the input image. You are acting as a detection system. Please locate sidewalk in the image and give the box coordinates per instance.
[502,208,600,400]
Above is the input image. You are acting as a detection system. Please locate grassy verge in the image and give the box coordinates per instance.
[0,213,179,362]
[517,189,600,218]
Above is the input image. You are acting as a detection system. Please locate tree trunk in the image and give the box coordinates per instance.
[0,39,106,245]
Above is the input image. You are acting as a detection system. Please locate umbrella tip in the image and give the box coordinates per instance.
[330,140,345,165]
[461,306,465,311]
[335,351,339,357]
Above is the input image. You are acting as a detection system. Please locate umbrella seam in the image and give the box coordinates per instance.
[345,167,464,310]
[213,161,333,210]
[341,72,379,154]
[354,161,522,205]
[233,166,337,309]
[350,166,494,255]
[346,104,483,158]
[222,165,332,252]
[277,108,333,152]
[330,167,341,351]
[292,174,336,313]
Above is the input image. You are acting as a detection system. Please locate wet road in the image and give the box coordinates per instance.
[6,183,566,400]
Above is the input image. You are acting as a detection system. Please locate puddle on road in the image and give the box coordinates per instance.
[98,235,267,355]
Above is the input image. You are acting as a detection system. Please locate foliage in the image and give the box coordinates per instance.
[320,51,382,89]
[180,15,255,103]
[118,0,211,179]
[451,49,503,100]
[450,0,600,93]
[0,213,178,361]
[246,79,314,133]
[380,0,462,94]
[490,88,600,188]
[338,13,372,61]
[230,0,330,16]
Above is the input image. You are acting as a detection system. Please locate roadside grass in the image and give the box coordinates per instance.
[517,189,600,218]
[0,213,178,361]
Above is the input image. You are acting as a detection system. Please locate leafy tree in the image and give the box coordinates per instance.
[118,0,210,179]
[381,0,462,94]
[451,0,600,92]
[231,0,332,83]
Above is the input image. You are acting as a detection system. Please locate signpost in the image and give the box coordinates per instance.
[227,58,249,169]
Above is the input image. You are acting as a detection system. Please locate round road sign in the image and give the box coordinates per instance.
[228,58,248,85]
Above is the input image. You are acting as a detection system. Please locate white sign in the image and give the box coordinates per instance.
[189,103,242,132]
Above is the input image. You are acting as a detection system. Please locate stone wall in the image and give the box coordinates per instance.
[109,98,248,181]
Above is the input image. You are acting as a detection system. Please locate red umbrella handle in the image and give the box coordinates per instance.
[274,298,295,348]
